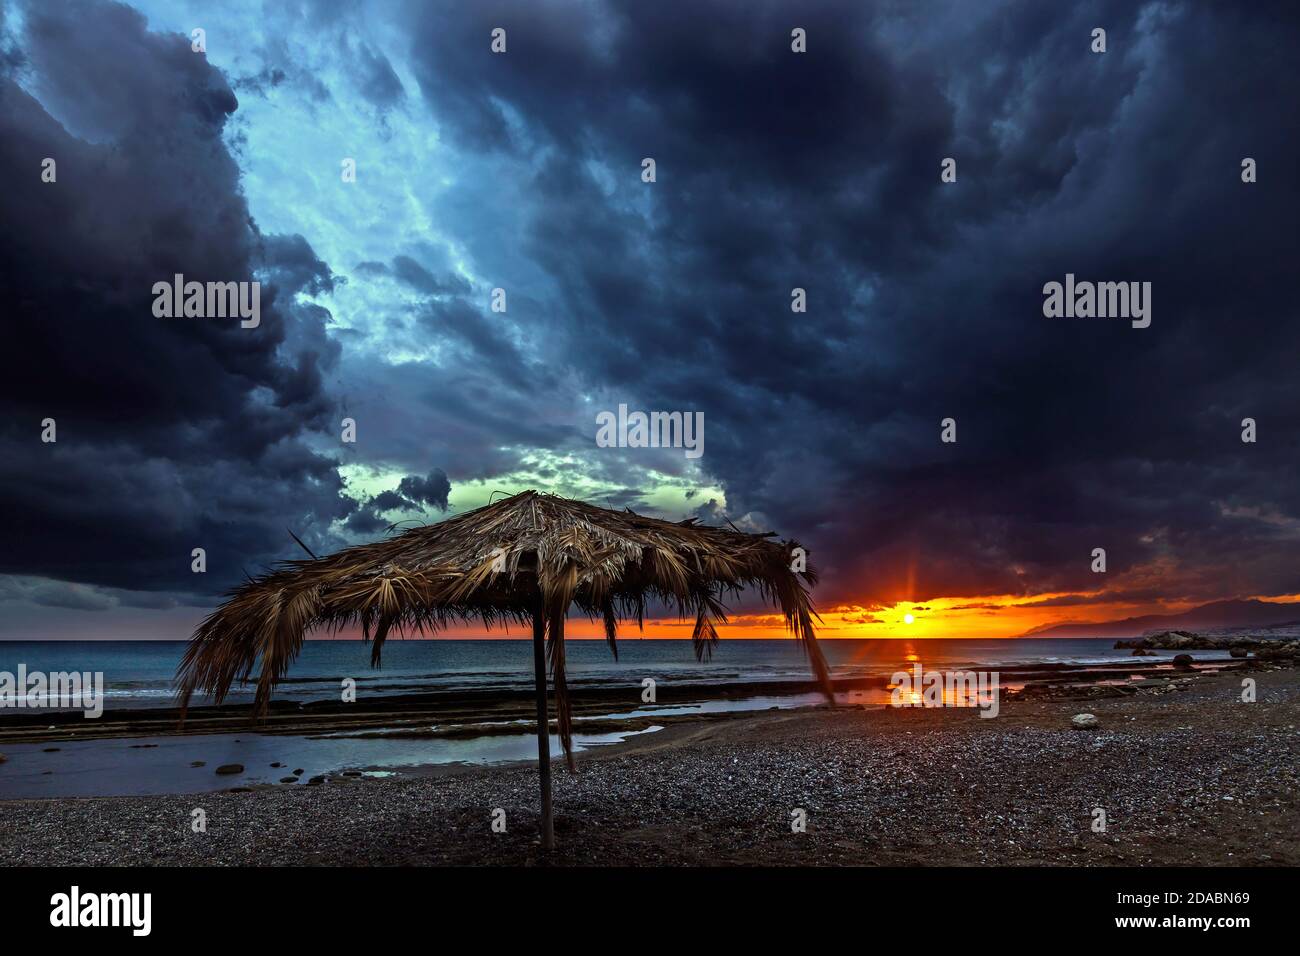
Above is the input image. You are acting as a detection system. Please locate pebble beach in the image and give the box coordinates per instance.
[2,666,1296,867]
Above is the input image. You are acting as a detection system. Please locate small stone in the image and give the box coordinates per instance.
[279,776,298,784]
[1071,713,1100,730]
[214,763,244,775]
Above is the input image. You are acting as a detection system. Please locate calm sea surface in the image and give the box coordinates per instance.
[0,638,1231,798]
[0,638,1226,710]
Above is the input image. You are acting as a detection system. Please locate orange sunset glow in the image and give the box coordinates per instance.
[323,590,1300,641]
[545,590,1300,641]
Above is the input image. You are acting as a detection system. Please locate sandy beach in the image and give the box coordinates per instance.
[2,663,1295,867]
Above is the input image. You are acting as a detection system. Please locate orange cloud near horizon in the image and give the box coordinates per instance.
[306,591,1300,641]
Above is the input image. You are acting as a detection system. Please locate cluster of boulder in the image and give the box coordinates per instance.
[1116,630,1300,659]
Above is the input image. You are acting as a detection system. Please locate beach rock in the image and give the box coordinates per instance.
[1131,648,1157,657]
[1071,713,1100,730]
[190,761,206,768]
[306,775,327,786]
[42,747,60,753]
[1121,630,1201,651]
[1119,630,1300,658]
[1257,642,1300,659]
[270,762,283,768]
[341,770,362,777]
[292,768,304,776]
[0,753,6,763]
[279,776,299,784]
[214,764,244,775]
[1172,654,1195,670]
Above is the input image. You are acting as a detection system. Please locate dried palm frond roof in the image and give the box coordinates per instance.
[176,490,832,765]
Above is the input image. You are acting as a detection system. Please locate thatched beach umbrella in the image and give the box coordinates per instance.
[176,490,832,849]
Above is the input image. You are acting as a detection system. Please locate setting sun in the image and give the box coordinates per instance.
[904,613,915,624]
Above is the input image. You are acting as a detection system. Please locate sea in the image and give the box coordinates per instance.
[0,638,1230,798]
[0,637,1226,710]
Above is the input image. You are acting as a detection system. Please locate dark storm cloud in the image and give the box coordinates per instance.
[405,0,1300,606]
[398,469,452,511]
[392,255,470,295]
[370,489,412,511]
[350,254,471,297]
[330,351,574,486]
[353,41,405,109]
[231,66,287,99]
[30,580,115,611]
[261,234,338,298]
[417,297,534,384]
[363,470,453,514]
[0,0,355,599]
[2,0,1298,631]
[343,506,389,535]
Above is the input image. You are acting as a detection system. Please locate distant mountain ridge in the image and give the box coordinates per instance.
[1019,599,1300,639]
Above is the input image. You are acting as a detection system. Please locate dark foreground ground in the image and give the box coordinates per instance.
[1,667,1296,866]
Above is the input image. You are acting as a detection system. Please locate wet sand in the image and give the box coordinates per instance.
[1,664,1295,866]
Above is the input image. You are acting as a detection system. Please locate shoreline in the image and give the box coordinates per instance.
[0,654,1253,746]
[1,664,1296,865]
[0,652,1275,801]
